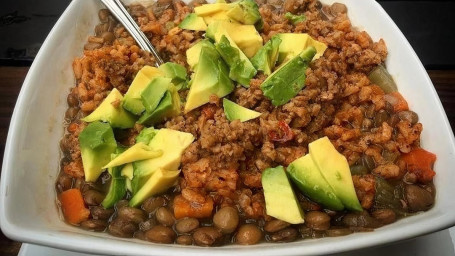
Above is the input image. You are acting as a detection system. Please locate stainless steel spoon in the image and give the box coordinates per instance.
[101,0,164,67]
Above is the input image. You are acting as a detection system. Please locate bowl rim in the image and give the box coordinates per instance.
[2,0,455,255]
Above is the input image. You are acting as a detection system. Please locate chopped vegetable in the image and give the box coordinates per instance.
[401,148,436,183]
[350,165,369,176]
[223,98,261,122]
[60,189,90,224]
[135,127,158,144]
[102,148,127,208]
[102,164,126,208]
[285,12,306,25]
[268,121,294,143]
[374,177,404,213]
[260,46,316,106]
[368,64,398,93]
[173,195,214,219]
[215,34,257,86]
[251,35,281,75]
[385,92,409,113]
[226,0,261,25]
[103,143,163,169]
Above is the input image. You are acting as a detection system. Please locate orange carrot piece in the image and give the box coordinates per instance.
[401,148,437,183]
[60,189,90,225]
[385,92,409,113]
[173,195,214,219]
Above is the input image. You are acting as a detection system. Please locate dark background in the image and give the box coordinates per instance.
[1,0,455,68]
[0,0,455,255]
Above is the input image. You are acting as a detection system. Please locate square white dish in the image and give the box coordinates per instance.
[1,0,455,255]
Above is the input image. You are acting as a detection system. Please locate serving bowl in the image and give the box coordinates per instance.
[1,0,455,255]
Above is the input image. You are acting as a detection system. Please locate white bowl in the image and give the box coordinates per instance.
[1,0,455,255]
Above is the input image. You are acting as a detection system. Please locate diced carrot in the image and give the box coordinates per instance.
[67,123,79,133]
[384,92,409,113]
[173,195,214,219]
[401,148,437,183]
[60,189,90,225]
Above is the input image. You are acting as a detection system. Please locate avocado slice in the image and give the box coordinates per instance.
[78,121,117,182]
[223,98,261,122]
[129,168,180,207]
[121,163,134,180]
[101,148,127,209]
[262,166,304,224]
[81,88,136,129]
[276,33,309,65]
[287,154,344,211]
[214,33,257,86]
[251,35,281,75]
[140,77,171,113]
[135,127,158,144]
[260,46,316,106]
[226,0,261,25]
[184,44,234,113]
[277,33,327,65]
[103,142,163,169]
[121,163,134,193]
[158,62,188,90]
[194,3,230,16]
[138,84,181,126]
[179,13,207,31]
[308,137,363,211]
[206,21,263,58]
[132,128,194,179]
[186,39,216,70]
[122,66,164,115]
[201,11,232,26]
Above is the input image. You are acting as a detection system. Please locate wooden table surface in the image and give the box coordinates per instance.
[0,67,454,255]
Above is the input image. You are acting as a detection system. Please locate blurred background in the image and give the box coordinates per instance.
[0,0,455,255]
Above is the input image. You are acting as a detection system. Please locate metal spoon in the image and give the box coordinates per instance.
[101,0,164,67]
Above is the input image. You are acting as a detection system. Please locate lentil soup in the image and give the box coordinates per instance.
[56,0,437,246]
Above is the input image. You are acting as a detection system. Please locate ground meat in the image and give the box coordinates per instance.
[352,174,376,209]
[238,189,266,219]
[372,164,401,180]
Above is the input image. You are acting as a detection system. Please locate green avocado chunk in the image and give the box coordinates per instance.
[122,66,164,115]
[287,154,344,211]
[78,121,117,182]
[184,44,234,113]
[140,77,171,113]
[138,84,181,126]
[308,137,363,211]
[226,0,261,25]
[131,129,194,194]
[103,142,163,169]
[186,39,216,70]
[102,148,127,209]
[206,21,263,58]
[158,62,188,90]
[215,34,257,86]
[179,13,207,31]
[129,169,180,207]
[260,46,316,106]
[262,166,304,224]
[277,33,327,65]
[223,98,261,122]
[251,35,281,75]
[135,127,158,144]
[81,88,136,129]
